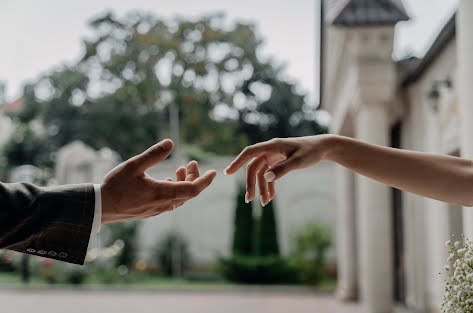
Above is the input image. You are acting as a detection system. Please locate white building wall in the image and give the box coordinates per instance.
[401,37,458,312]
[55,144,337,266]
[141,158,337,264]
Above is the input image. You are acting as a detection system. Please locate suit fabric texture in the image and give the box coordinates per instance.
[0,182,95,265]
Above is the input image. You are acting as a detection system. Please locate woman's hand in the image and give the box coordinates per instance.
[224,135,335,206]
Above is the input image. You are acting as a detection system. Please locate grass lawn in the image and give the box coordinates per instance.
[0,271,336,293]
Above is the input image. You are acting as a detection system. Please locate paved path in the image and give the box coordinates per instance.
[0,289,361,313]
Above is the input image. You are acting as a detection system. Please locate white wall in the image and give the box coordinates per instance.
[55,144,337,266]
[401,37,458,311]
[138,158,337,265]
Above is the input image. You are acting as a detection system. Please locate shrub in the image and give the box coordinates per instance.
[155,232,190,277]
[232,185,254,255]
[290,221,332,284]
[39,261,88,285]
[221,188,293,284]
[220,255,297,284]
[66,268,87,285]
[183,271,223,282]
[256,200,279,256]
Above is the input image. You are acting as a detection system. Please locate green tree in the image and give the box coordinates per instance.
[2,124,55,169]
[4,12,326,168]
[232,185,254,255]
[256,200,280,256]
[221,189,296,284]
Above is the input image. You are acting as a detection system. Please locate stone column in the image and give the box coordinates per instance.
[335,165,358,301]
[458,0,473,237]
[355,104,393,313]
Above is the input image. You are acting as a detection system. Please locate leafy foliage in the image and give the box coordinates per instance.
[219,254,297,284]
[3,12,325,168]
[289,221,332,284]
[2,124,54,169]
[256,200,280,256]
[231,185,254,255]
[155,232,190,277]
[222,184,292,284]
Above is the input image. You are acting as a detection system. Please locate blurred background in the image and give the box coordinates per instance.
[0,0,464,312]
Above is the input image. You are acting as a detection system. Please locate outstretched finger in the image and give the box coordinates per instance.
[176,166,187,181]
[246,156,266,202]
[128,139,174,173]
[224,141,279,175]
[186,161,200,181]
[257,167,270,206]
[268,181,276,201]
[157,170,217,200]
[187,170,217,197]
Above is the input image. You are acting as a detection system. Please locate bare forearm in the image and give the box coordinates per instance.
[325,135,473,206]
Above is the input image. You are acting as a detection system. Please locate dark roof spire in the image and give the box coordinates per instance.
[332,0,409,26]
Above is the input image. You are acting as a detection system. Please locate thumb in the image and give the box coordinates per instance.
[263,156,301,182]
[129,139,174,172]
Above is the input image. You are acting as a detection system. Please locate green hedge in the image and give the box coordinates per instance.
[232,185,254,255]
[220,254,298,284]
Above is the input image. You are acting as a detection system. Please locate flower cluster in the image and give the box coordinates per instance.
[442,236,473,312]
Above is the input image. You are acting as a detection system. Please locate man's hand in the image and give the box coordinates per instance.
[100,139,217,224]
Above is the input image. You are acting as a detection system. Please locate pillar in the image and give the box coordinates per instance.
[335,165,358,300]
[355,105,393,313]
[458,0,473,237]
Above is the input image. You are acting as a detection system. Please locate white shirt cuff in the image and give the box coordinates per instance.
[91,184,102,235]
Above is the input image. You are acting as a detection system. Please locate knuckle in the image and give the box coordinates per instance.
[292,154,304,164]
[246,163,255,173]
[125,158,139,170]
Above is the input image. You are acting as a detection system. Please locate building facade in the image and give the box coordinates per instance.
[322,0,473,312]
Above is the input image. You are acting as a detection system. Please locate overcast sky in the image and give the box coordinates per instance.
[0,0,459,104]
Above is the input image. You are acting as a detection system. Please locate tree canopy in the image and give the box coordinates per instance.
[4,12,326,168]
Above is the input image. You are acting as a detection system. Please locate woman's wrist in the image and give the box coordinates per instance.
[319,134,343,162]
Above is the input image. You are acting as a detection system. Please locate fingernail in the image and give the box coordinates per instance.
[260,198,265,207]
[264,194,270,206]
[264,171,276,182]
[245,192,249,203]
[223,167,230,175]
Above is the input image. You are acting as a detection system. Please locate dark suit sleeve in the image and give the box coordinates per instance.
[0,182,95,265]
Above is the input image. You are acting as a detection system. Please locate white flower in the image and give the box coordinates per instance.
[442,236,473,312]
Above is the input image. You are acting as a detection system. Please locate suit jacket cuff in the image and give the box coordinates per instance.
[7,184,95,265]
